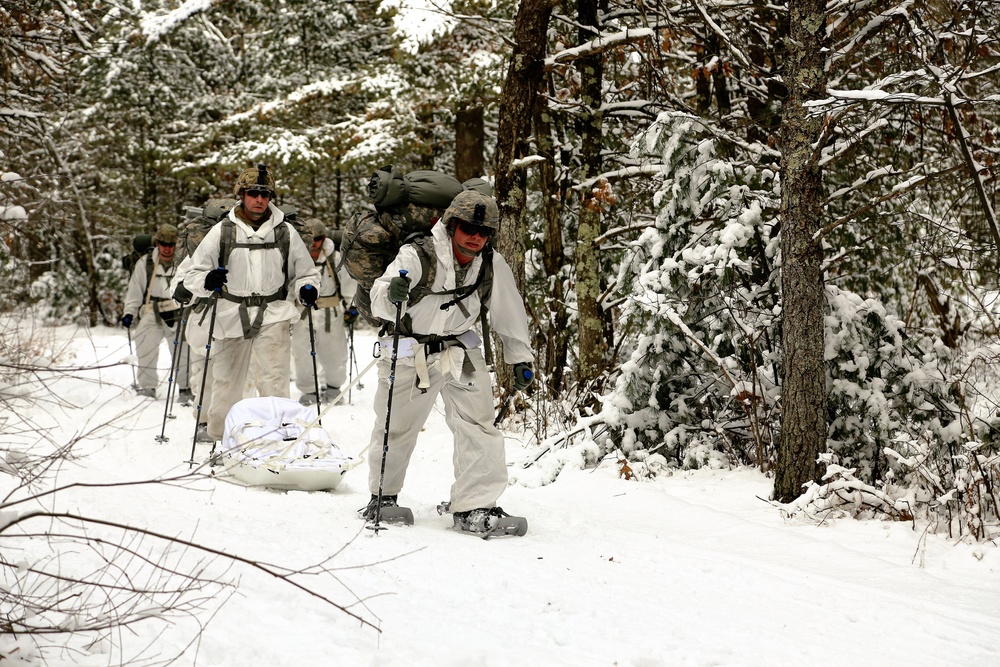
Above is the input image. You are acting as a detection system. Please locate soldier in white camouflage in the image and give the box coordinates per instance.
[182,165,320,442]
[291,218,358,405]
[361,190,535,535]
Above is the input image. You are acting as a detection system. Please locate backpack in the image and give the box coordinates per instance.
[122,233,153,273]
[340,166,494,330]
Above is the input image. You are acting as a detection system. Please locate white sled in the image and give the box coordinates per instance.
[221,396,352,492]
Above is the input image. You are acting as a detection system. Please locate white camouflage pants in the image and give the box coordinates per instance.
[207,322,291,440]
[291,307,350,394]
[133,310,189,392]
[366,345,507,513]
[185,304,216,421]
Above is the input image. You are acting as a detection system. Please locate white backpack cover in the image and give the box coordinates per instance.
[222,396,352,491]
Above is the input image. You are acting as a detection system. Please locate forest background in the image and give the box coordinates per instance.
[2,0,999,540]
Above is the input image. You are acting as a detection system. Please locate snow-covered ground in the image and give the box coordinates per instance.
[2,322,999,666]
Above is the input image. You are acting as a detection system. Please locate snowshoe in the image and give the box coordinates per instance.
[451,507,528,539]
[298,392,319,406]
[135,387,156,399]
[359,494,414,525]
[322,385,342,403]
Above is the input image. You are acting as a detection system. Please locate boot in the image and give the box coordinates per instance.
[358,494,398,521]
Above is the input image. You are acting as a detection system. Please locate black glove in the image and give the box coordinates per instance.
[121,314,133,329]
[204,268,228,291]
[513,362,534,391]
[388,275,411,304]
[299,284,319,308]
[344,305,359,325]
[172,282,193,305]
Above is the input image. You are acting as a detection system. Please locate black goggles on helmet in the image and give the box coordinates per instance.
[453,219,494,238]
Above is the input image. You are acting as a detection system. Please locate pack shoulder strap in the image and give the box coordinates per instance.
[219,219,290,274]
[216,219,292,340]
[322,253,342,296]
[406,234,438,306]
[142,251,158,309]
[398,238,493,334]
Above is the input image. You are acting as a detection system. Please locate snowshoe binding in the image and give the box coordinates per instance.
[451,506,528,539]
[360,494,414,527]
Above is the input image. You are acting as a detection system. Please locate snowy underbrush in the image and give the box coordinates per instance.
[781,439,1000,542]
[513,112,1000,542]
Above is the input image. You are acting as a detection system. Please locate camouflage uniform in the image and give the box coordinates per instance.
[292,219,358,403]
[365,191,534,513]
[124,224,188,396]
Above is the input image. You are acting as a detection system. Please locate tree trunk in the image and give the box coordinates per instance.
[775,0,828,502]
[574,0,605,389]
[533,79,570,392]
[455,107,485,183]
[494,0,558,392]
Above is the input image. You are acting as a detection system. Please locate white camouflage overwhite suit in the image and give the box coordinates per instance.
[123,248,188,394]
[292,237,358,398]
[183,203,320,440]
[367,222,533,513]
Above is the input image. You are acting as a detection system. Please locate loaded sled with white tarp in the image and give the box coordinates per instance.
[221,396,353,491]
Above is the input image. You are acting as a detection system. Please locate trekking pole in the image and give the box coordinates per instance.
[306,305,322,424]
[164,309,189,417]
[371,270,407,535]
[189,289,220,469]
[155,307,188,442]
[348,322,356,403]
[126,325,138,390]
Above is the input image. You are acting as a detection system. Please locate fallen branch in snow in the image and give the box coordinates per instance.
[779,464,916,527]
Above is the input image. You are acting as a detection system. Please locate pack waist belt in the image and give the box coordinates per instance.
[220,290,286,339]
[416,335,462,355]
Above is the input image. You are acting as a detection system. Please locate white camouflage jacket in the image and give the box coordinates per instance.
[369,222,533,365]
[183,203,320,340]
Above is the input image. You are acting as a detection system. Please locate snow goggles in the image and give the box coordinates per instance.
[244,187,272,199]
[455,220,494,238]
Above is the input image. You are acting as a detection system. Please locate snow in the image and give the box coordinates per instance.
[379,0,457,55]
[140,0,214,46]
[2,323,1000,666]
[1,205,28,221]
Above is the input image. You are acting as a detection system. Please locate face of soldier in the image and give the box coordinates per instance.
[156,240,175,262]
[240,188,271,220]
[450,220,491,265]
[309,235,325,259]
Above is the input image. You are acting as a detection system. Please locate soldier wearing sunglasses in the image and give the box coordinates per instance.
[121,223,189,398]
[361,189,535,535]
[183,165,320,443]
